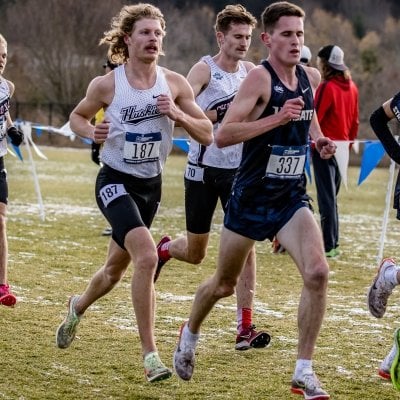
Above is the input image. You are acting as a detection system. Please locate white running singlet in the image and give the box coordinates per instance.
[187,55,247,169]
[0,78,10,157]
[101,65,174,178]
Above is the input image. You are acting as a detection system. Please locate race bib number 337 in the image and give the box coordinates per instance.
[123,132,161,164]
[265,145,307,179]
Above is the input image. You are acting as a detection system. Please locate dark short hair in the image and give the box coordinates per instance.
[214,4,257,34]
[261,1,305,33]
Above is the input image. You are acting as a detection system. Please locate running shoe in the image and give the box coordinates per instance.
[0,284,16,307]
[173,322,196,381]
[143,351,172,383]
[291,368,330,399]
[235,324,271,350]
[154,236,171,283]
[56,295,82,349]
[391,327,400,390]
[367,258,397,318]
[379,366,391,381]
[325,248,339,258]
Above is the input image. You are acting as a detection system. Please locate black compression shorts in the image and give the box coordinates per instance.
[95,164,161,249]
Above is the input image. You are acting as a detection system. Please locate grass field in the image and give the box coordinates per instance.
[2,146,400,399]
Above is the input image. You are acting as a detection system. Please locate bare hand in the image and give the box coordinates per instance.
[156,94,181,121]
[93,120,110,144]
[279,96,305,125]
[315,137,336,159]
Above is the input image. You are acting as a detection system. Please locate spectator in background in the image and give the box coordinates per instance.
[300,45,312,66]
[313,44,359,258]
[0,33,24,307]
[91,58,118,236]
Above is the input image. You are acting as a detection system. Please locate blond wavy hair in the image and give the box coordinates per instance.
[100,3,166,64]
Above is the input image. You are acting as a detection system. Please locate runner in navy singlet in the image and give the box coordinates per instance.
[173,3,336,399]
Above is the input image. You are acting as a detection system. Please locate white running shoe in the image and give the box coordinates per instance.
[173,322,196,381]
[143,351,172,383]
[291,368,330,399]
[367,258,397,318]
[56,295,82,349]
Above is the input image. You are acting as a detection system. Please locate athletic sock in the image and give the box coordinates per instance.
[182,323,199,349]
[294,359,313,379]
[384,265,400,287]
[237,307,252,333]
[382,344,397,369]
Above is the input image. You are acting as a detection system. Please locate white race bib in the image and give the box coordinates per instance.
[123,132,161,164]
[265,145,307,179]
[99,183,128,207]
[185,164,204,181]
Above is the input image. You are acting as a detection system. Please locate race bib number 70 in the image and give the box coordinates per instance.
[185,164,204,181]
[265,145,307,179]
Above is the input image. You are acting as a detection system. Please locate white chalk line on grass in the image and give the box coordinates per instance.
[8,202,99,217]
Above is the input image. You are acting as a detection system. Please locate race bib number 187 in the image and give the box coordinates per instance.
[99,184,127,207]
[265,145,307,179]
[123,132,161,164]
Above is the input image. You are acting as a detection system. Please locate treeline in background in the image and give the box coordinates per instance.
[1,0,400,144]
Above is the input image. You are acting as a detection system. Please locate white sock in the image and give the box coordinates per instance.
[383,344,397,368]
[384,265,400,287]
[182,323,199,348]
[294,359,313,378]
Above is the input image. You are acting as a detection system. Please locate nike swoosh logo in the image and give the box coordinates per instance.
[301,87,310,94]
[153,94,161,98]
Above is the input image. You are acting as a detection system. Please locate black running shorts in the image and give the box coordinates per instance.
[95,164,161,249]
[224,184,311,241]
[184,166,236,234]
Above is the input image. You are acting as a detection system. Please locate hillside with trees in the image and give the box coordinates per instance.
[1,0,400,142]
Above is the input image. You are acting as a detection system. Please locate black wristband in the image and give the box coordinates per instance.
[370,106,400,164]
